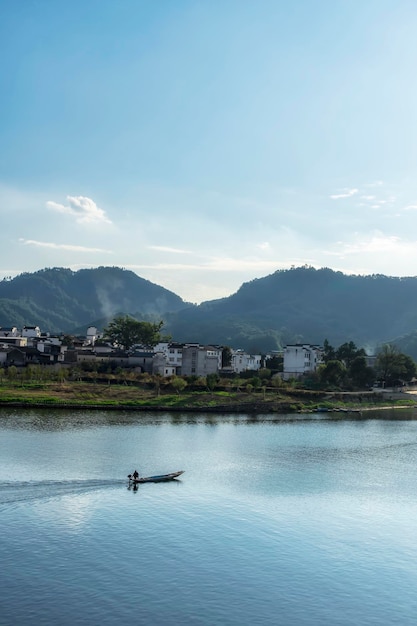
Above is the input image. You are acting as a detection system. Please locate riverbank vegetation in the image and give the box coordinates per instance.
[0,365,415,413]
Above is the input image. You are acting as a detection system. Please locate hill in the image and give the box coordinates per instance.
[0,266,187,332]
[2,265,417,355]
[164,266,417,353]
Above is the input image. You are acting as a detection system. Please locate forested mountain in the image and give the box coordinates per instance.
[2,265,417,356]
[0,267,187,332]
[164,267,417,354]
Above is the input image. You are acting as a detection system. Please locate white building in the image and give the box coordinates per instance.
[181,344,222,377]
[230,349,262,373]
[0,327,19,337]
[153,342,183,369]
[283,344,323,380]
[22,326,41,338]
[85,326,102,346]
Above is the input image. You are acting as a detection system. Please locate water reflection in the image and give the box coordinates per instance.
[2,406,417,433]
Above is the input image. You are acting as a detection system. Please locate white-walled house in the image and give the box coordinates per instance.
[0,327,19,337]
[181,344,222,377]
[230,349,262,373]
[22,326,41,338]
[152,352,177,377]
[85,326,102,346]
[153,342,183,369]
[283,344,323,380]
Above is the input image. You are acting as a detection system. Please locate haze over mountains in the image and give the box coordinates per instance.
[1,266,417,357]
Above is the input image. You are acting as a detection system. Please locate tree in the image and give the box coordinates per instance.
[323,339,336,363]
[375,344,416,386]
[104,315,164,350]
[318,360,347,387]
[206,372,220,391]
[171,376,187,394]
[349,356,375,388]
[402,354,417,381]
[265,355,283,372]
[61,334,75,347]
[258,368,271,380]
[221,346,232,368]
[336,341,365,367]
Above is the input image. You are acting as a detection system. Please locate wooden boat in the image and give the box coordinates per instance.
[128,471,184,484]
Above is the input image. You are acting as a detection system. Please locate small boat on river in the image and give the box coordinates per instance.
[128,471,184,484]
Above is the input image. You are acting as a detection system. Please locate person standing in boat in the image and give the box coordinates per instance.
[132,470,139,480]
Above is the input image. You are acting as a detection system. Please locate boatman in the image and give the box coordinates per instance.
[132,469,139,480]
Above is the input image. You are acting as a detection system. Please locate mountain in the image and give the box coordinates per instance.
[164,266,417,353]
[2,265,417,356]
[0,266,187,332]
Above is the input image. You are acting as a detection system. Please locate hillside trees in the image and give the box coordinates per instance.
[104,315,165,350]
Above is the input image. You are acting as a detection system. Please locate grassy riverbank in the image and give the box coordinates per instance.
[0,381,416,413]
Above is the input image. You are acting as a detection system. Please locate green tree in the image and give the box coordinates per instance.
[349,356,375,388]
[336,341,366,367]
[258,368,271,380]
[319,360,347,387]
[206,372,220,391]
[171,376,187,394]
[7,365,18,382]
[265,355,283,372]
[375,344,416,385]
[323,339,336,363]
[61,334,75,347]
[221,346,232,368]
[104,315,164,350]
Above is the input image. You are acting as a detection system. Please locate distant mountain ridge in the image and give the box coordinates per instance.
[1,265,417,357]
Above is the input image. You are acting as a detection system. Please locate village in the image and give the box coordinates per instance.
[0,324,330,381]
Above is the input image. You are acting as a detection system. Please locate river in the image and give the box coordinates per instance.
[1,407,417,625]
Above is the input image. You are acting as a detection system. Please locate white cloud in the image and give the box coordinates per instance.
[19,239,112,253]
[364,180,384,188]
[257,242,270,251]
[330,188,359,200]
[148,245,191,254]
[47,195,112,224]
[403,204,417,211]
[342,234,402,254]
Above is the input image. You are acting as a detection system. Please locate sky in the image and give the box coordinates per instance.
[2,0,417,303]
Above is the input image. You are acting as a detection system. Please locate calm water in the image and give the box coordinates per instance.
[1,408,417,625]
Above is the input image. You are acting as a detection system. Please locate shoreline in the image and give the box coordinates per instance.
[0,399,416,415]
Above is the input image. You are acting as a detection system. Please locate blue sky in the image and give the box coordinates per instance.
[2,0,417,303]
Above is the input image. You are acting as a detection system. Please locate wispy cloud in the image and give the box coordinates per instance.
[330,188,359,200]
[257,242,270,251]
[47,195,112,224]
[19,239,112,253]
[148,246,191,254]
[326,233,409,258]
[403,204,417,211]
[126,257,295,273]
[340,234,402,254]
[364,180,384,188]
